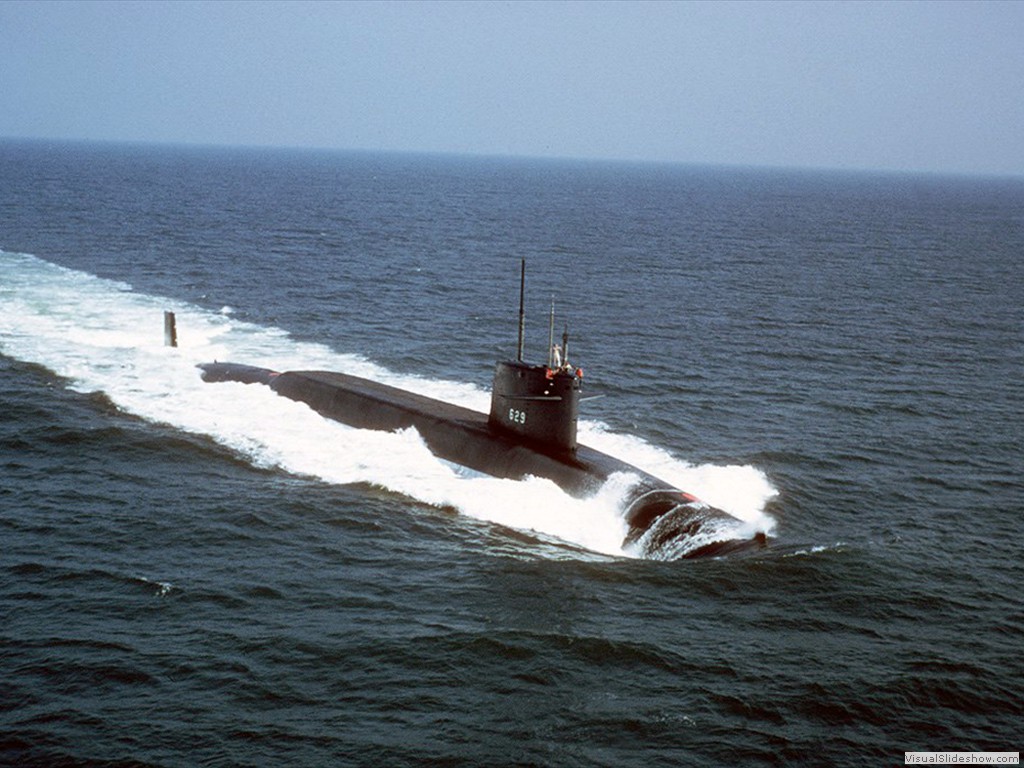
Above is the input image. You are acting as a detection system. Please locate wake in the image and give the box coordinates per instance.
[0,251,776,558]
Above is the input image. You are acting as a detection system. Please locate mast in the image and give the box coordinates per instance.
[547,297,555,368]
[516,258,526,362]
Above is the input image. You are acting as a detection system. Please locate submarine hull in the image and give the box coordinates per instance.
[199,362,763,558]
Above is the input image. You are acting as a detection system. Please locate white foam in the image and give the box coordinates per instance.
[0,251,776,558]
[578,422,777,534]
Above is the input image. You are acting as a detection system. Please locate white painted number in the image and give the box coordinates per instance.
[508,408,527,425]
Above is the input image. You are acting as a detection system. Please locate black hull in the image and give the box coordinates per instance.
[199,362,765,559]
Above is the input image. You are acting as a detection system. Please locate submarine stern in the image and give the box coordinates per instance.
[198,362,278,385]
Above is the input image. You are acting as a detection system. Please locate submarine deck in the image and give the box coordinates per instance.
[270,370,664,496]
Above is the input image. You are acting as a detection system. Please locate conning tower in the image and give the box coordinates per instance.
[488,261,583,454]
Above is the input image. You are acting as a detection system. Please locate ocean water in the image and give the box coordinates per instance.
[1,140,1021,766]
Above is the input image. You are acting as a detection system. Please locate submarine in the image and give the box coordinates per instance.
[199,262,768,559]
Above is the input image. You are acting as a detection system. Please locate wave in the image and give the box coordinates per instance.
[0,250,776,558]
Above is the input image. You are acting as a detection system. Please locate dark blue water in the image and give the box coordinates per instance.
[1,139,1022,766]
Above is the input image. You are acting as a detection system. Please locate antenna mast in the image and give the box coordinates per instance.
[547,297,556,368]
[516,258,526,362]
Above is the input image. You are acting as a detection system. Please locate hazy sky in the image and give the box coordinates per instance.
[2,0,1022,175]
